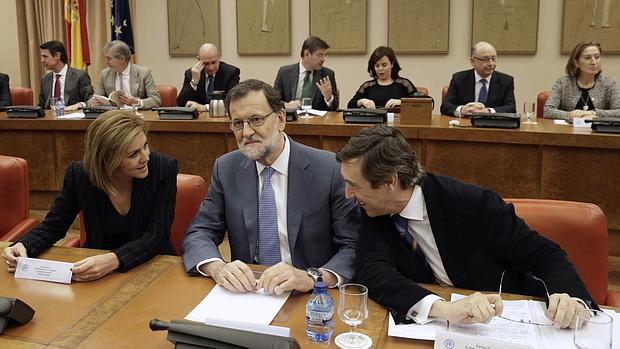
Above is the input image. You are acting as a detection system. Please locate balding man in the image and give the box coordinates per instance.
[440,41,516,117]
[177,43,240,111]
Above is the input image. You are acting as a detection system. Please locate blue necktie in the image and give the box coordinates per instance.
[258,167,281,265]
[205,75,214,103]
[393,215,433,278]
[478,79,488,104]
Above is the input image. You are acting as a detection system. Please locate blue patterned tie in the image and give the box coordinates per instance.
[205,75,214,103]
[478,79,488,104]
[258,167,281,265]
[393,215,432,278]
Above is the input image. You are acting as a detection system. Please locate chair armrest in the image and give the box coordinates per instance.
[0,218,39,241]
[62,236,81,248]
[606,290,620,307]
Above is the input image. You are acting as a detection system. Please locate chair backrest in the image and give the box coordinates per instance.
[10,87,34,105]
[506,198,608,305]
[536,91,550,118]
[441,85,449,103]
[0,156,30,236]
[416,86,429,96]
[78,173,206,256]
[156,84,178,107]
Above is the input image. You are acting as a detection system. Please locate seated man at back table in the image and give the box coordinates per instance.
[176,43,240,111]
[90,40,160,109]
[182,79,359,295]
[337,124,596,329]
[440,41,516,117]
[38,40,93,110]
[274,36,338,111]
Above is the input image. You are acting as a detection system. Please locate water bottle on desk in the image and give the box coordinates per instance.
[54,98,65,117]
[306,276,334,342]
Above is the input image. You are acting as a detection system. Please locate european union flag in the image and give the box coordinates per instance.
[111,0,135,54]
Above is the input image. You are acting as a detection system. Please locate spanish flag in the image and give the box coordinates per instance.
[64,0,90,70]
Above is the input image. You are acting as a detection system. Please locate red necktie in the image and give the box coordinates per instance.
[53,74,61,99]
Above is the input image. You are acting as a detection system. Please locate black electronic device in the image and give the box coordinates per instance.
[83,106,119,119]
[0,297,35,334]
[149,318,300,349]
[5,106,45,118]
[470,112,520,129]
[285,108,298,122]
[154,107,199,120]
[587,118,620,133]
[342,108,387,124]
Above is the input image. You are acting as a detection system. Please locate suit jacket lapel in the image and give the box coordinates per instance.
[237,156,259,262]
[130,65,139,97]
[64,68,75,104]
[286,140,312,261]
[487,74,501,107]
[289,65,300,100]
[465,69,476,103]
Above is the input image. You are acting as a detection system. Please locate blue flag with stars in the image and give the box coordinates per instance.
[111,0,135,54]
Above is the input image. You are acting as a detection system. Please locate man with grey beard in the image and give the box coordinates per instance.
[182,79,359,295]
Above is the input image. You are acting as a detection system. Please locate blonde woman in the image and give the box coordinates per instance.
[2,111,178,281]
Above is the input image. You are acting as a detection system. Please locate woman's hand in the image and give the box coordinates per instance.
[568,109,596,121]
[72,252,120,282]
[385,99,401,108]
[357,98,376,109]
[2,243,28,272]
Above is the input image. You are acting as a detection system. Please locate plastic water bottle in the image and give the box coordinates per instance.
[305,277,334,342]
[54,99,65,117]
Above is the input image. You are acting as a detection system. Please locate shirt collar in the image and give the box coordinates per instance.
[255,133,290,177]
[398,185,424,221]
[57,64,68,77]
[299,61,311,75]
[121,62,131,76]
[474,70,491,84]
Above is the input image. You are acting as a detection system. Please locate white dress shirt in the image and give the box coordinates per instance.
[51,64,68,103]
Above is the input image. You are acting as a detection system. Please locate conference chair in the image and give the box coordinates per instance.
[156,84,178,107]
[63,174,206,256]
[0,155,38,241]
[9,87,34,105]
[536,91,550,118]
[507,198,620,306]
[416,86,429,96]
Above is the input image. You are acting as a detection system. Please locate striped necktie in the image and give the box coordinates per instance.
[258,167,281,265]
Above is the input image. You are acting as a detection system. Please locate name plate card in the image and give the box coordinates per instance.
[434,330,533,349]
[14,257,73,284]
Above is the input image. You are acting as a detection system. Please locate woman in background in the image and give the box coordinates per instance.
[544,41,620,120]
[2,111,178,281]
[348,46,417,109]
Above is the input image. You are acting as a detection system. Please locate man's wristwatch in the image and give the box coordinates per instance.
[307,267,323,282]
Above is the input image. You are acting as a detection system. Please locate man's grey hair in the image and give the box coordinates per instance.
[103,40,131,61]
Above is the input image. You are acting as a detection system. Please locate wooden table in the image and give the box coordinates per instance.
[1,111,619,229]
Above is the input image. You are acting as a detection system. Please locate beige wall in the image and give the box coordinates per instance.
[0,1,23,86]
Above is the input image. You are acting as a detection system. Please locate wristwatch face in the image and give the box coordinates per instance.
[307,267,323,281]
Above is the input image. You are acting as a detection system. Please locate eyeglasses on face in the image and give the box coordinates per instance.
[229,111,274,131]
[473,56,498,63]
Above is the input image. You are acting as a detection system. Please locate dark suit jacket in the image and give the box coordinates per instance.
[182,136,360,280]
[18,152,178,272]
[355,173,596,323]
[0,73,11,107]
[274,63,339,111]
[440,69,516,115]
[38,66,94,108]
[176,61,240,106]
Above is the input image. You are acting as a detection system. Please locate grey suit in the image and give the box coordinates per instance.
[38,66,93,108]
[182,136,359,280]
[274,63,339,111]
[95,63,161,109]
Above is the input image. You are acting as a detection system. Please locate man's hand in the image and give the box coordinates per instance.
[204,260,257,293]
[357,98,376,109]
[545,293,586,329]
[461,102,487,116]
[285,100,302,110]
[65,103,82,111]
[429,292,503,324]
[117,92,139,106]
[72,252,120,282]
[385,99,401,109]
[2,243,28,272]
[258,262,314,295]
[89,97,103,106]
[190,60,204,83]
[316,77,333,101]
[186,101,208,112]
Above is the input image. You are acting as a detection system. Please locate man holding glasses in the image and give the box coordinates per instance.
[336,125,596,329]
[182,79,359,295]
[440,41,516,116]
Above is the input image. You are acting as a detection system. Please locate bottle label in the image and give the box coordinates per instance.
[306,309,333,323]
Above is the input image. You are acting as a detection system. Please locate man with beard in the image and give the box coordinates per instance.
[182,79,359,295]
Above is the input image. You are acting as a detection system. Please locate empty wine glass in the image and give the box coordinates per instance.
[300,97,312,119]
[522,102,536,124]
[335,284,372,349]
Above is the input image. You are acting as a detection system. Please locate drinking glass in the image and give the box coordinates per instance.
[335,284,372,349]
[574,309,612,349]
[300,97,312,119]
[522,102,536,124]
[132,102,143,117]
[49,98,58,116]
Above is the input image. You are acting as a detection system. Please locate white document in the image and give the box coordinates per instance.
[554,119,571,125]
[388,313,447,340]
[572,117,591,128]
[435,330,533,349]
[185,285,291,324]
[14,257,73,284]
[56,112,85,119]
[296,109,327,117]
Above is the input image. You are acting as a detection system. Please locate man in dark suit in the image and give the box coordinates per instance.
[274,36,338,111]
[182,79,359,295]
[440,41,516,116]
[38,41,93,110]
[0,73,11,107]
[337,125,594,329]
[177,43,240,110]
